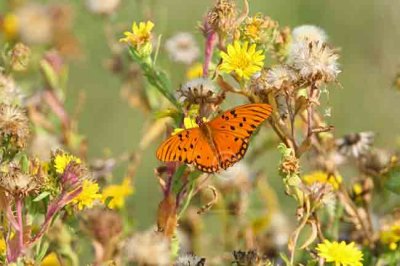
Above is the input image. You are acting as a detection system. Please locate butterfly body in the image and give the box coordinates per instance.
[156,103,272,173]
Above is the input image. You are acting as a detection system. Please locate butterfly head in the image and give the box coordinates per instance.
[195,116,205,127]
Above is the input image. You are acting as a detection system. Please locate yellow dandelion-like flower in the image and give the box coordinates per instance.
[54,153,81,174]
[0,235,6,255]
[186,63,204,80]
[41,252,61,266]
[219,41,265,80]
[71,180,102,211]
[380,223,400,250]
[316,240,363,266]
[303,171,342,190]
[102,177,134,209]
[1,13,19,40]
[120,21,154,47]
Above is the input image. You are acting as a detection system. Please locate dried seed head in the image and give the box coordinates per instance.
[9,43,31,72]
[81,207,123,246]
[165,32,200,65]
[360,148,393,176]
[0,104,30,149]
[175,254,206,266]
[279,154,300,177]
[0,74,24,105]
[305,182,336,211]
[206,0,237,35]
[16,3,53,45]
[292,25,327,44]
[123,230,170,265]
[288,41,340,84]
[0,162,41,198]
[336,131,374,158]
[251,66,298,95]
[85,0,120,15]
[216,162,252,191]
[232,250,272,266]
[177,78,219,104]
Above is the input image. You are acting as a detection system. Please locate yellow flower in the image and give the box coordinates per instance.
[186,63,203,79]
[120,21,154,49]
[1,13,19,40]
[71,179,102,211]
[54,153,81,174]
[219,41,265,80]
[316,240,363,266]
[380,223,400,250]
[102,177,134,209]
[303,171,342,190]
[41,252,61,266]
[0,235,6,254]
[172,117,208,135]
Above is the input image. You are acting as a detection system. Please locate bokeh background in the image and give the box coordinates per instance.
[2,0,400,255]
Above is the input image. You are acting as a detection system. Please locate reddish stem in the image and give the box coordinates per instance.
[16,198,24,253]
[203,31,216,78]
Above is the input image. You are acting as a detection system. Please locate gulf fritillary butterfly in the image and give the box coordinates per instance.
[156,103,272,173]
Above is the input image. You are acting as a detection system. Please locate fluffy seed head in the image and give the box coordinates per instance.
[0,104,30,149]
[292,25,327,44]
[177,78,219,104]
[165,32,200,65]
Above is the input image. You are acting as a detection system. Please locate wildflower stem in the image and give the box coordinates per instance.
[16,198,24,253]
[203,31,216,78]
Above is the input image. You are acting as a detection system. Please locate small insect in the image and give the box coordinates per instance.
[156,103,272,173]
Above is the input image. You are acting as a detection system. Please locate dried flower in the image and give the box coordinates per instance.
[266,65,298,90]
[220,41,265,80]
[120,21,154,57]
[177,78,219,104]
[165,32,200,65]
[81,207,123,257]
[336,132,374,158]
[302,171,342,190]
[216,161,251,191]
[242,14,278,44]
[175,254,206,266]
[186,63,204,80]
[16,3,53,45]
[288,40,340,84]
[232,250,271,266]
[102,177,134,209]
[316,240,363,266]
[53,152,81,174]
[292,25,327,44]
[206,0,237,36]
[0,162,41,197]
[360,148,393,176]
[9,43,31,72]
[124,230,170,265]
[0,104,30,149]
[279,153,300,177]
[30,132,60,160]
[85,0,120,15]
[70,179,102,210]
[0,74,24,105]
[305,182,336,212]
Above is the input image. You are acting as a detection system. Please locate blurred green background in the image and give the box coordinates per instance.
[2,0,400,232]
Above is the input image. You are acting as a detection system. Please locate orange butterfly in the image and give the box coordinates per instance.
[156,103,272,173]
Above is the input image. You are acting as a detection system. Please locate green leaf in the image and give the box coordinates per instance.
[279,252,292,266]
[33,191,51,202]
[20,154,29,174]
[172,165,187,194]
[385,167,400,194]
[35,240,49,262]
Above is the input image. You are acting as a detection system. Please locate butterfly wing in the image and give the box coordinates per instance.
[208,103,272,169]
[156,127,220,173]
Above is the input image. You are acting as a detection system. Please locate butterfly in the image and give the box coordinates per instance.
[156,103,272,173]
